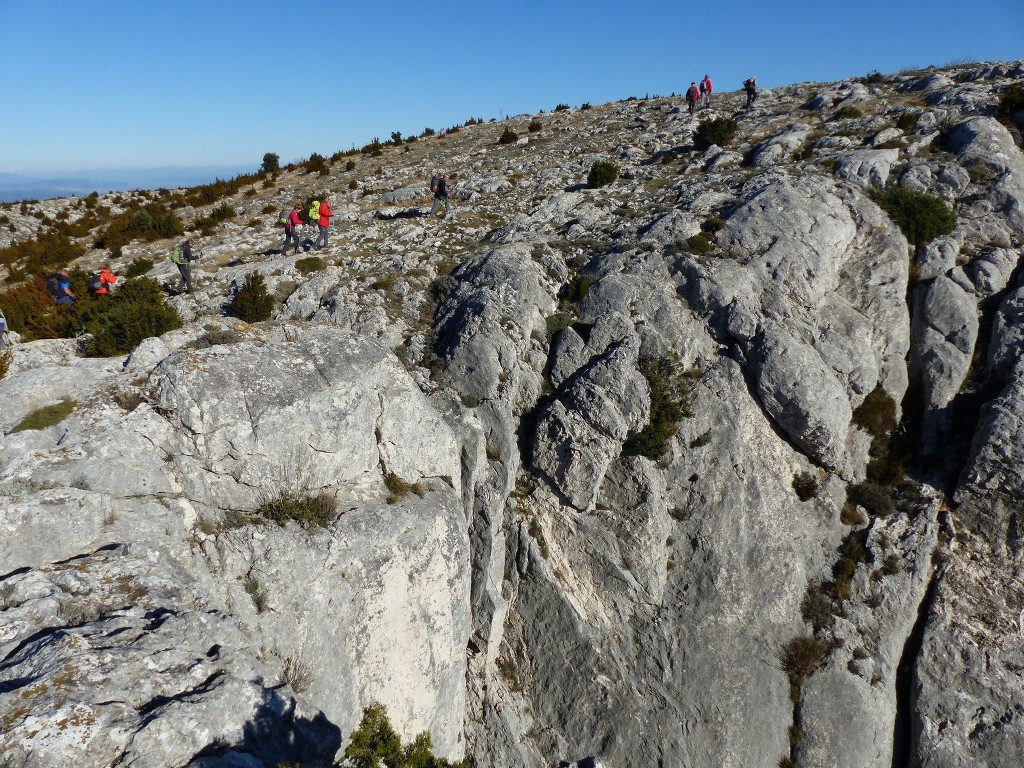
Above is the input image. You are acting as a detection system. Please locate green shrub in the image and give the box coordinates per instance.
[860,71,884,85]
[303,152,329,175]
[295,256,326,275]
[384,472,425,504]
[84,277,183,357]
[124,257,154,278]
[94,204,184,252]
[832,105,863,120]
[343,703,469,768]
[554,103,570,112]
[10,400,77,433]
[528,119,543,133]
[872,185,956,246]
[847,480,895,518]
[255,491,336,529]
[0,229,85,278]
[626,356,695,459]
[693,117,738,150]
[896,112,919,131]
[229,272,274,323]
[998,82,1024,117]
[565,275,597,303]
[686,233,714,254]
[587,160,619,189]
[192,203,236,233]
[801,588,834,632]
[498,128,519,145]
[545,312,574,341]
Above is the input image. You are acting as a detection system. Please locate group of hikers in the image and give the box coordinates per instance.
[44,264,118,305]
[684,74,759,113]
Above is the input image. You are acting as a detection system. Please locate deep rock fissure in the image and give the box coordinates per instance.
[890,563,941,768]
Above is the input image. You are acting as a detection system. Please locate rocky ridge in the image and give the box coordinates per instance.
[2,61,1024,768]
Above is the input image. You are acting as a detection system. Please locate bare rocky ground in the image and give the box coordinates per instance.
[2,60,1024,768]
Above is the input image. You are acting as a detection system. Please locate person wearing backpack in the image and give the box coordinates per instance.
[46,268,75,305]
[744,77,758,109]
[171,238,197,294]
[428,174,452,218]
[685,82,700,115]
[89,265,118,296]
[700,75,713,109]
[314,197,334,250]
[282,204,302,255]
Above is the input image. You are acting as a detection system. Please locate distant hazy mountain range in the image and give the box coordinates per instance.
[0,166,254,203]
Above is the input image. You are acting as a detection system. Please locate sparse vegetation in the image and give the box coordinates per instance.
[998,82,1024,117]
[781,635,829,699]
[124,257,154,278]
[295,256,326,275]
[10,399,77,433]
[792,471,819,501]
[343,703,469,768]
[85,277,183,357]
[498,127,519,145]
[255,490,336,529]
[626,356,695,459]
[852,386,897,438]
[384,472,425,503]
[832,105,863,120]
[528,119,543,133]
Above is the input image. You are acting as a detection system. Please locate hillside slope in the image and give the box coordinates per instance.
[2,61,1024,768]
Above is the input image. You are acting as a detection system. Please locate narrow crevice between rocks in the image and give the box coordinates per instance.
[890,562,941,768]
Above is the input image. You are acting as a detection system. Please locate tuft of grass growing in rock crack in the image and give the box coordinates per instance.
[253,490,336,529]
[626,356,696,460]
[384,472,425,503]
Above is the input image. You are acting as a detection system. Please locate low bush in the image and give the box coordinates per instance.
[545,312,574,341]
[587,160,619,188]
[793,471,819,501]
[998,82,1024,117]
[872,185,956,246]
[693,117,738,150]
[686,233,714,254]
[344,703,469,768]
[852,386,897,438]
[626,356,695,459]
[565,275,597,303]
[832,105,863,120]
[85,277,183,357]
[295,256,326,275]
[498,128,519,145]
[554,103,570,112]
[781,635,829,702]
[0,229,86,279]
[528,119,543,133]
[124,257,154,278]
[229,272,274,323]
[192,203,236,234]
[10,400,77,433]
[384,472,425,504]
[846,481,895,518]
[826,530,870,601]
[95,204,184,253]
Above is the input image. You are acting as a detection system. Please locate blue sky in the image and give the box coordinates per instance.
[1,0,1021,177]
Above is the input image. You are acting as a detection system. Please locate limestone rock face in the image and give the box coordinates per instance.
[6,59,1024,768]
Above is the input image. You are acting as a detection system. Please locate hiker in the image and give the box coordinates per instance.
[685,82,700,115]
[282,204,302,255]
[171,238,197,294]
[700,74,713,109]
[428,174,452,217]
[744,77,758,108]
[89,264,118,296]
[0,308,9,350]
[314,197,333,249]
[47,268,75,305]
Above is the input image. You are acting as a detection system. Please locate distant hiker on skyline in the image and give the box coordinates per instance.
[685,82,700,114]
[700,74,713,109]
[428,174,452,218]
[314,197,334,249]
[46,268,75,305]
[744,76,758,108]
[171,238,198,294]
[282,204,302,255]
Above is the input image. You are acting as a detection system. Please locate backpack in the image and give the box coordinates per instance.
[88,273,103,294]
[430,175,440,194]
[309,200,320,221]
[46,273,61,296]
[171,246,182,265]
[687,86,699,100]
[278,209,290,226]
[0,309,8,334]
[744,78,756,89]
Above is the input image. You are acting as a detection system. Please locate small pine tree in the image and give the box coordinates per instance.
[229,272,274,323]
[587,160,619,188]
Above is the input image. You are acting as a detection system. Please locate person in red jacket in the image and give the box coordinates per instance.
[314,197,334,250]
[282,204,302,255]
[685,82,700,115]
[700,74,713,109]
[92,265,118,296]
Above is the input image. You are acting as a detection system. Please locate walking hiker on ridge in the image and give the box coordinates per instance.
[428,174,452,218]
[700,74,713,109]
[314,197,333,250]
[685,82,700,115]
[172,238,198,294]
[744,76,758,109]
[282,204,302,255]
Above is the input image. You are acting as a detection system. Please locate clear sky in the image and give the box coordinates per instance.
[1,0,1021,177]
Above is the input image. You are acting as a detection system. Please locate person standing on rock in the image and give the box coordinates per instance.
[685,82,700,115]
[744,77,758,109]
[429,174,452,218]
[700,74,713,109]
[314,197,334,250]
[282,204,302,255]
[172,238,198,294]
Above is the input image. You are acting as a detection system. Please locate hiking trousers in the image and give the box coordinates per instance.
[177,262,193,293]
[430,195,451,217]
[282,226,300,254]
[314,225,329,249]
